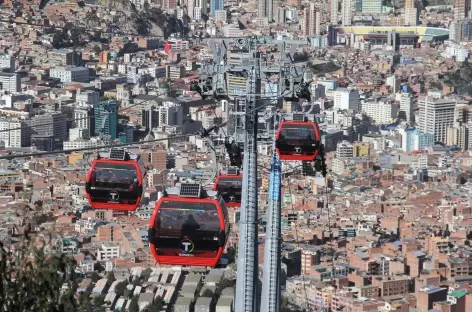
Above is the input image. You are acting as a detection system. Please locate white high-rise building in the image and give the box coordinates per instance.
[0,73,20,93]
[361,0,382,13]
[404,7,418,26]
[215,10,227,22]
[334,88,359,111]
[361,101,399,124]
[302,3,321,36]
[400,93,414,122]
[0,54,15,73]
[449,21,461,42]
[196,0,206,13]
[258,0,274,21]
[330,0,339,25]
[0,118,24,147]
[68,128,89,141]
[187,0,196,19]
[158,102,184,126]
[341,0,353,26]
[49,67,89,83]
[386,75,400,93]
[446,121,468,150]
[76,90,99,106]
[417,96,456,143]
[74,107,93,134]
[194,7,202,20]
[442,43,469,62]
[336,140,354,158]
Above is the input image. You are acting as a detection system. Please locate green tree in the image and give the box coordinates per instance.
[146,297,164,311]
[140,268,152,281]
[0,235,79,312]
[430,81,443,90]
[216,278,236,295]
[93,294,105,307]
[225,246,236,263]
[128,296,139,312]
[78,291,90,304]
[78,299,94,312]
[60,286,77,311]
[107,271,116,284]
[281,295,289,311]
[90,271,100,283]
[114,280,128,297]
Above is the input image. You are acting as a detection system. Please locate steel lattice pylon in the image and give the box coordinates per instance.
[260,152,282,312]
[200,36,309,312]
[235,49,261,312]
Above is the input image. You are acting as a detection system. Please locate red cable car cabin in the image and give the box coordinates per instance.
[213,174,242,208]
[275,121,321,161]
[85,148,146,211]
[148,183,229,267]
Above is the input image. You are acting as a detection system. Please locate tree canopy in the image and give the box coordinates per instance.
[128,296,139,312]
[0,233,110,312]
[0,236,77,312]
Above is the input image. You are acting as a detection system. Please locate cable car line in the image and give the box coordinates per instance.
[0,91,284,160]
[0,98,147,135]
[0,134,190,160]
[14,3,330,306]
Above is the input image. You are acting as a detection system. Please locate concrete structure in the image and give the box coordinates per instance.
[417,96,456,143]
[0,73,20,93]
[361,100,399,124]
[336,141,354,158]
[0,54,15,73]
[336,26,450,42]
[341,0,353,26]
[399,93,414,122]
[330,0,338,25]
[446,121,468,150]
[27,112,67,142]
[404,0,418,26]
[0,118,26,147]
[93,100,118,140]
[174,297,193,312]
[96,243,120,261]
[48,49,81,66]
[258,0,274,21]
[334,88,359,111]
[453,0,469,20]
[361,0,382,13]
[398,128,435,152]
[49,66,89,83]
[303,3,321,36]
[166,65,185,80]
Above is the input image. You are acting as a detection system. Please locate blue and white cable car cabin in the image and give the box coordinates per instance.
[85,148,146,211]
[213,167,242,208]
[148,183,229,267]
[275,114,321,161]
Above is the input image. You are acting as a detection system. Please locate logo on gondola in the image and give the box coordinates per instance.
[180,237,194,255]
[109,191,119,201]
